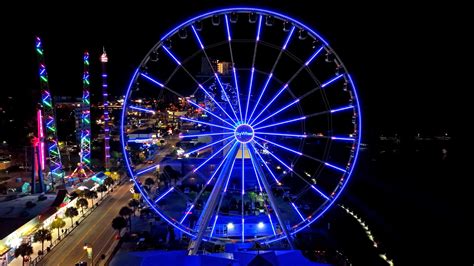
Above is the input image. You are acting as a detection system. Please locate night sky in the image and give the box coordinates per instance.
[1,1,470,263]
[2,1,466,139]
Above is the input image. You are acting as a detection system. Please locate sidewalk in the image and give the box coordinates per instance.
[8,188,114,266]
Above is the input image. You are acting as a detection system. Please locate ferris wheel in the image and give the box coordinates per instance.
[120,7,362,250]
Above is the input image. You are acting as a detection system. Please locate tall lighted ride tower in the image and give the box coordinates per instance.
[101,49,111,171]
[81,52,92,167]
[35,36,64,187]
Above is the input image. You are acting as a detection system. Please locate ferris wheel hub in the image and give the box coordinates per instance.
[234,124,254,143]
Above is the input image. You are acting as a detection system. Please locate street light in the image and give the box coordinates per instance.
[83,243,93,266]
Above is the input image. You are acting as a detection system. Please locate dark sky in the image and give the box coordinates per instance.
[2,1,467,138]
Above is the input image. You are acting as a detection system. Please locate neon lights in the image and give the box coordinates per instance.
[253,140,292,171]
[185,135,234,156]
[254,136,302,155]
[180,117,234,131]
[206,141,239,185]
[224,14,231,41]
[101,49,110,171]
[129,105,156,114]
[324,162,347,173]
[253,116,306,131]
[321,74,344,88]
[249,84,288,125]
[282,26,296,50]
[248,73,272,122]
[224,155,238,192]
[331,136,355,141]
[187,100,234,127]
[181,132,233,139]
[37,109,45,170]
[162,46,181,65]
[331,105,354,113]
[256,15,263,42]
[210,215,219,237]
[248,148,262,191]
[35,36,64,183]
[234,124,254,143]
[193,140,235,173]
[254,132,307,138]
[251,99,299,127]
[191,25,204,49]
[119,8,362,245]
[251,144,281,184]
[154,187,175,203]
[80,51,92,166]
[241,218,245,242]
[136,164,160,176]
[244,68,255,122]
[291,202,305,221]
[180,204,194,223]
[233,67,244,121]
[241,144,245,195]
[141,73,165,87]
[310,185,330,201]
[305,46,324,66]
[198,84,238,125]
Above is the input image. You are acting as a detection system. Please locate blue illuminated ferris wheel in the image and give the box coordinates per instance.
[121,7,362,251]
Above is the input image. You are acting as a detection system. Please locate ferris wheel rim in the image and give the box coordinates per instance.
[120,7,363,244]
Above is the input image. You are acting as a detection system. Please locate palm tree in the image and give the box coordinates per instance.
[128,199,140,215]
[85,190,98,205]
[104,176,114,189]
[50,217,66,240]
[14,243,33,266]
[64,207,79,226]
[145,177,155,188]
[119,206,133,231]
[33,228,52,254]
[111,216,127,239]
[97,184,107,198]
[76,198,89,214]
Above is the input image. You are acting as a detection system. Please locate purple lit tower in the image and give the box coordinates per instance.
[101,48,111,171]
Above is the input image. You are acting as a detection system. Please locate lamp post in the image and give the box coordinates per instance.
[83,243,93,266]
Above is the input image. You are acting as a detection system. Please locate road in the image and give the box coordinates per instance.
[38,180,132,266]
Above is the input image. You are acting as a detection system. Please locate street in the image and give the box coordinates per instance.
[38,181,132,266]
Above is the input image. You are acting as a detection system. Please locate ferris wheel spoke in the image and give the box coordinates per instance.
[140,73,185,98]
[324,162,347,173]
[249,84,289,125]
[187,99,235,127]
[250,143,281,185]
[244,67,255,123]
[248,146,263,192]
[180,117,235,131]
[253,140,330,201]
[253,136,302,156]
[190,25,240,122]
[180,132,233,139]
[291,202,306,222]
[251,98,299,127]
[128,105,156,114]
[184,135,234,157]
[193,140,236,173]
[210,145,240,238]
[161,45,238,124]
[154,187,175,203]
[241,144,246,242]
[253,116,305,131]
[254,132,307,138]
[244,16,262,122]
[248,25,296,123]
[224,14,244,122]
[321,74,344,88]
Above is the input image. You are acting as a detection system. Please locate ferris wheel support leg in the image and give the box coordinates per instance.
[188,144,239,255]
[253,150,295,249]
